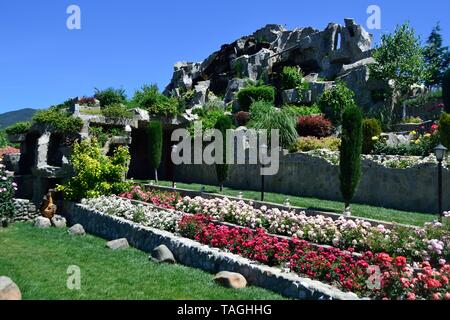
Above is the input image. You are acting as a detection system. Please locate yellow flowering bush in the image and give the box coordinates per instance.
[57,139,130,201]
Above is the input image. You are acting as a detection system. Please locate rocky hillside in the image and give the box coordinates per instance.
[164,19,387,115]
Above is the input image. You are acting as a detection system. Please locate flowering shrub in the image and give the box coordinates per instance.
[57,139,130,201]
[296,115,332,138]
[178,215,450,300]
[176,196,450,266]
[82,196,183,232]
[0,159,17,222]
[120,186,180,209]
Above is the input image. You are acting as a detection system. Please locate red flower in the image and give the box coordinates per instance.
[395,256,407,268]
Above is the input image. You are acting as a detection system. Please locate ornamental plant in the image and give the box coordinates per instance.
[57,139,130,201]
[214,115,233,192]
[148,121,163,183]
[0,159,17,225]
[362,118,382,154]
[237,85,275,112]
[318,81,355,125]
[339,104,363,215]
[281,66,304,90]
[101,103,132,119]
[120,185,180,209]
[289,136,341,152]
[296,115,332,138]
[33,108,83,135]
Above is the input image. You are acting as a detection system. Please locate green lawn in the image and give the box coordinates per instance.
[0,223,285,300]
[145,180,436,227]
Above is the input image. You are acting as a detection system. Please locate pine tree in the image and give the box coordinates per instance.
[423,23,450,88]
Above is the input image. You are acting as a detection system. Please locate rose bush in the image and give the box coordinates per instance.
[120,185,179,209]
[82,196,183,232]
[176,196,450,266]
[178,215,450,300]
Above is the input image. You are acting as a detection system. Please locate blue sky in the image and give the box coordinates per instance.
[0,0,449,113]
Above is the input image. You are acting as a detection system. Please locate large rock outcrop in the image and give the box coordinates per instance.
[164,19,383,112]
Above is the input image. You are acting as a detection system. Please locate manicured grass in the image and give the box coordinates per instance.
[0,223,286,300]
[144,180,436,227]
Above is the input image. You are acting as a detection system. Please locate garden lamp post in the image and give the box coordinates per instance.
[260,144,267,202]
[435,144,447,222]
[171,144,178,189]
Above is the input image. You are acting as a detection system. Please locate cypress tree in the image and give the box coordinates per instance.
[214,116,233,192]
[443,69,450,113]
[339,104,363,215]
[148,120,163,183]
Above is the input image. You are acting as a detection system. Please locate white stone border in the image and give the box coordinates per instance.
[62,202,361,300]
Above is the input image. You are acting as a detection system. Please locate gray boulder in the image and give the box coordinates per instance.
[51,215,67,228]
[224,78,245,103]
[150,245,176,264]
[0,277,21,300]
[106,238,129,250]
[34,216,51,229]
[214,271,247,289]
[68,224,85,236]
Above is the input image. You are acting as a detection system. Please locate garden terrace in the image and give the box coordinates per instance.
[74,195,450,300]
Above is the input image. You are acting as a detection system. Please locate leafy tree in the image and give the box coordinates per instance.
[339,104,363,215]
[423,23,450,88]
[318,81,355,125]
[132,84,179,117]
[148,121,163,183]
[214,116,233,192]
[369,22,427,106]
[94,87,127,108]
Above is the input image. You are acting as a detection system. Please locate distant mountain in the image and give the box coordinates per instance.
[0,108,37,130]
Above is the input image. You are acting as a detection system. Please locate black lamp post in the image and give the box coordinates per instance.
[260,144,267,202]
[435,144,447,222]
[171,144,178,189]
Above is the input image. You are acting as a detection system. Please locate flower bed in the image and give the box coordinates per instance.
[175,196,450,267]
[179,215,450,300]
[120,186,180,210]
[119,186,450,268]
[83,195,450,300]
[82,196,183,233]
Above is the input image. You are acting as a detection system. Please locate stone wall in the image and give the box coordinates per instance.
[175,152,450,214]
[62,202,360,300]
[13,199,39,222]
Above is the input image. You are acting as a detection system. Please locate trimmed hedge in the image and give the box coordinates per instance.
[237,86,275,112]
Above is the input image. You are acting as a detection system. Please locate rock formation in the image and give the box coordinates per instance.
[164,19,387,113]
